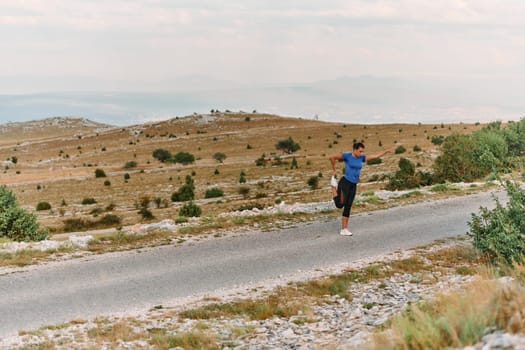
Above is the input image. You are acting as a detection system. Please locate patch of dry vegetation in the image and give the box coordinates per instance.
[179,241,481,323]
[370,267,525,350]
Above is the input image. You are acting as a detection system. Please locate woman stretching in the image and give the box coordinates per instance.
[329,142,394,236]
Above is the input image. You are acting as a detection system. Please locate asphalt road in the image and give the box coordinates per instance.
[0,190,502,337]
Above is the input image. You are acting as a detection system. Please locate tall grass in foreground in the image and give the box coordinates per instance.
[371,266,525,350]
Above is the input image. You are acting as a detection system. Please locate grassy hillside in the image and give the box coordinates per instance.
[0,113,484,234]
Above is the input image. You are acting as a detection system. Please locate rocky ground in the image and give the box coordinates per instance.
[2,238,524,350]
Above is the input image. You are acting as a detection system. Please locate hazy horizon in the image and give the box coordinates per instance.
[1,74,523,127]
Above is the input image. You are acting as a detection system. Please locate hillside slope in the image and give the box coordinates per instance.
[0,113,483,234]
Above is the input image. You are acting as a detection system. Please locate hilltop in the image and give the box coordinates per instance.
[0,112,484,235]
[0,117,113,145]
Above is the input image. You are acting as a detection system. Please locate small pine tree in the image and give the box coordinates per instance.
[290,157,298,169]
[239,170,247,183]
[307,176,319,190]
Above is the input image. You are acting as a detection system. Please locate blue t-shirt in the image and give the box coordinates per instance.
[342,152,366,183]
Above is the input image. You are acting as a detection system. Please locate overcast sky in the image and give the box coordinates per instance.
[2,0,525,93]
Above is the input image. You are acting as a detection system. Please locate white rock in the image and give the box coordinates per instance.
[69,235,94,247]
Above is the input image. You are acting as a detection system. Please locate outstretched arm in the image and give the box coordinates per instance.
[365,146,397,162]
[329,154,343,176]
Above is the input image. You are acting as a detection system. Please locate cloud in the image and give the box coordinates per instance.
[1,0,525,90]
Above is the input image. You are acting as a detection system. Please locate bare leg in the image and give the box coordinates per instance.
[342,216,349,230]
[331,185,337,198]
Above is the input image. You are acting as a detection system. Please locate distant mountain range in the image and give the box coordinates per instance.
[1,76,523,126]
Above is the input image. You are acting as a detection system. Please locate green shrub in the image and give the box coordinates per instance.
[0,186,48,241]
[98,214,121,226]
[94,169,106,178]
[152,148,172,162]
[431,135,445,145]
[366,158,382,165]
[139,208,154,220]
[124,161,137,168]
[386,158,433,190]
[205,188,224,199]
[179,202,201,217]
[104,180,111,186]
[213,152,227,163]
[172,152,195,165]
[413,145,422,152]
[36,202,52,211]
[502,118,525,156]
[394,145,406,154]
[472,129,508,172]
[275,137,301,154]
[124,173,130,181]
[468,180,525,265]
[432,132,505,183]
[81,197,97,205]
[239,171,247,184]
[255,154,267,167]
[172,185,194,202]
[307,176,319,190]
[172,176,195,202]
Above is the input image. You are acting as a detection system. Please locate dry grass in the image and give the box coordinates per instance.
[369,273,525,350]
[179,241,480,322]
[148,329,219,350]
[0,113,485,235]
[366,252,525,350]
[0,249,54,267]
[86,319,147,346]
[179,291,309,321]
[178,272,362,321]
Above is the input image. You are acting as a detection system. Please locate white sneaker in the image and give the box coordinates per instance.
[330,175,338,188]
[340,228,353,236]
